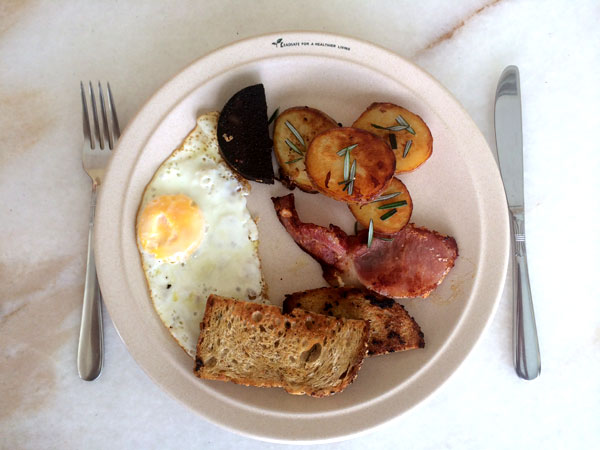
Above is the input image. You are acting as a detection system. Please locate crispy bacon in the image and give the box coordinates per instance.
[272,194,458,298]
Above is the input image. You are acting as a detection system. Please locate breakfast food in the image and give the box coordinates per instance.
[217,84,274,183]
[194,295,369,397]
[272,194,458,298]
[283,287,424,355]
[136,112,268,357]
[348,177,413,234]
[273,106,338,193]
[305,127,396,203]
[135,88,448,396]
[352,102,433,173]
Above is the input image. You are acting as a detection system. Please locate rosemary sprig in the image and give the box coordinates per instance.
[268,108,279,125]
[349,159,356,182]
[340,179,354,192]
[367,219,374,247]
[285,157,303,164]
[371,114,415,134]
[343,150,350,180]
[285,121,305,148]
[388,133,397,149]
[395,114,408,127]
[378,200,407,209]
[370,192,402,203]
[340,159,357,193]
[336,143,358,156]
[354,221,359,235]
[396,114,415,135]
[337,144,358,194]
[347,180,354,195]
[285,138,303,155]
[377,236,394,241]
[403,139,413,158]
[347,160,356,194]
[371,123,409,132]
[379,209,398,221]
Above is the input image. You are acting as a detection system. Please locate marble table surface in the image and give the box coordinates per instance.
[2,0,599,448]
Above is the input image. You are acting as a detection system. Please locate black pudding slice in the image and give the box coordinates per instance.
[217,84,274,184]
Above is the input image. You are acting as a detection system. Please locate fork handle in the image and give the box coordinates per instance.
[511,212,541,380]
[77,184,104,381]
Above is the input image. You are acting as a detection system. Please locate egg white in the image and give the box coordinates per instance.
[136,111,268,357]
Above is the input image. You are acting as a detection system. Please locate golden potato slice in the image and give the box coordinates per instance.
[348,177,412,234]
[273,107,338,193]
[352,103,433,173]
[305,127,396,203]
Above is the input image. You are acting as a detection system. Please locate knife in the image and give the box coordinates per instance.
[495,65,541,380]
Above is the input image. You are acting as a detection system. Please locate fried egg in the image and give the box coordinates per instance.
[136,112,268,357]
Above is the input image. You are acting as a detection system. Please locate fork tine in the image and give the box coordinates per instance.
[80,81,94,149]
[107,82,121,139]
[88,81,104,149]
[98,82,113,150]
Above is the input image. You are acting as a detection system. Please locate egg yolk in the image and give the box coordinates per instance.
[137,194,204,261]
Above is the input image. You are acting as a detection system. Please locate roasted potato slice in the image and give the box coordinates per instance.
[352,103,433,173]
[305,127,396,203]
[348,177,412,234]
[273,107,338,193]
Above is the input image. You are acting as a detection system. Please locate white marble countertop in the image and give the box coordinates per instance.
[2,0,599,448]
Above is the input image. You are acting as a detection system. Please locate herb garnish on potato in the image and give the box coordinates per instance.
[305,127,395,204]
[273,107,338,193]
[353,103,433,173]
[348,177,413,234]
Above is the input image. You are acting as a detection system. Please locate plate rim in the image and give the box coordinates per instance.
[95,31,509,443]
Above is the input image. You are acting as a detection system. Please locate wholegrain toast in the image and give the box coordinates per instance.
[283,287,424,356]
[194,295,369,397]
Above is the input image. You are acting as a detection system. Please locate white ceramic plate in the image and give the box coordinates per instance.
[95,32,509,444]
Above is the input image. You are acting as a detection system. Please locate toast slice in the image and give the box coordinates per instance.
[194,295,369,397]
[283,287,424,356]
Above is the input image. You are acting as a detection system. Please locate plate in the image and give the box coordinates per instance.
[95,32,509,443]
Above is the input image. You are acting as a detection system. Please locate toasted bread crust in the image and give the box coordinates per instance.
[283,287,424,356]
[195,295,369,397]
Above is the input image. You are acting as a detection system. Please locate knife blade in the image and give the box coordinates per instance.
[494,65,541,380]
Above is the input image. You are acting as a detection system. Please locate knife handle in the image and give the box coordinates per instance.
[511,212,541,380]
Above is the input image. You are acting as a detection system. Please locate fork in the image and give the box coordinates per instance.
[78,81,120,381]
